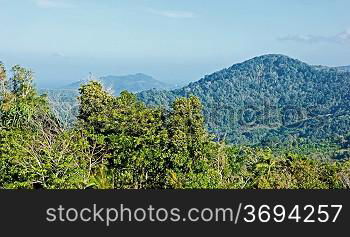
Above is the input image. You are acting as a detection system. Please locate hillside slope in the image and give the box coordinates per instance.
[64,73,170,95]
[337,65,350,72]
[138,54,350,145]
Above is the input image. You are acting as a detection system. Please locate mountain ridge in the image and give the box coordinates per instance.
[63,73,170,95]
[138,54,350,145]
[337,65,350,72]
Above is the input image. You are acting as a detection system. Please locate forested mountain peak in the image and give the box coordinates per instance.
[194,54,323,85]
[138,54,350,145]
[230,54,307,69]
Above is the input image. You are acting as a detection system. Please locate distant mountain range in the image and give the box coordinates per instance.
[42,73,171,126]
[138,54,350,145]
[42,55,350,145]
[63,73,171,95]
[337,65,350,72]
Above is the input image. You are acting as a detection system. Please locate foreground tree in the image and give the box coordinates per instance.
[0,64,89,188]
[1,64,350,189]
[77,81,221,188]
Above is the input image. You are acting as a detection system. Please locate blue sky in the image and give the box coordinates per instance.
[1,0,350,88]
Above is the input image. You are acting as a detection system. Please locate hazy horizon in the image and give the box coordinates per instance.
[1,0,350,88]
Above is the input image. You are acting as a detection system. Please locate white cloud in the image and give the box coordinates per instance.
[51,52,66,58]
[336,29,350,42]
[36,0,74,9]
[147,8,195,19]
[278,34,328,43]
[278,28,350,44]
